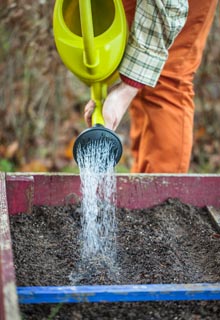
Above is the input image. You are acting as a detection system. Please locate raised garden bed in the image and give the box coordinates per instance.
[1,173,220,319]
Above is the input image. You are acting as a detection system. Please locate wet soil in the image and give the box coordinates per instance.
[10,198,220,319]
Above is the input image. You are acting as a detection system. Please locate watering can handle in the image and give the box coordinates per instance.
[79,0,98,68]
[91,83,107,126]
[78,0,106,126]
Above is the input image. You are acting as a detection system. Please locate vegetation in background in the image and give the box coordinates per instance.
[0,1,220,173]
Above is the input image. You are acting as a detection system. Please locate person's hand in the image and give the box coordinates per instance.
[84,82,138,131]
[102,82,138,130]
[84,99,95,128]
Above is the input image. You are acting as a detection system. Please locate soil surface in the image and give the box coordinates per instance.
[10,198,220,319]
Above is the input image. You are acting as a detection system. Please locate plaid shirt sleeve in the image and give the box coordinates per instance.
[119,0,189,87]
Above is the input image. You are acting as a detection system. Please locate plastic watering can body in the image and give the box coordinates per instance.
[53,0,127,125]
[53,0,127,165]
[53,0,127,82]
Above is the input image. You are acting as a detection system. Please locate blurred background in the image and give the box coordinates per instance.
[0,0,220,173]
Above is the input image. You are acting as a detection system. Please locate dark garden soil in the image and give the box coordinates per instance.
[10,198,220,320]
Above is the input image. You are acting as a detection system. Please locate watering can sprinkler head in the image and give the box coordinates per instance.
[73,82,123,169]
[73,125,123,169]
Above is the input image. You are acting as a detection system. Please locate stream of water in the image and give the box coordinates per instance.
[69,139,118,284]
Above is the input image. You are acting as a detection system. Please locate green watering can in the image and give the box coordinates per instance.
[53,0,128,166]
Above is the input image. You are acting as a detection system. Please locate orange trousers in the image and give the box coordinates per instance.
[122,0,218,173]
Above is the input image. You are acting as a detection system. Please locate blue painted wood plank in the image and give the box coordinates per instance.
[18,283,220,304]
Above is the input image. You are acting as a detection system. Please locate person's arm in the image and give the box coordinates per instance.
[84,0,189,130]
[119,0,189,88]
[84,82,138,130]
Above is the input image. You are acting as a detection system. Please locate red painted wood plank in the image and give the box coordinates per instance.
[116,174,220,209]
[5,173,220,214]
[6,175,34,215]
[33,174,81,206]
[0,172,20,320]
[6,174,81,214]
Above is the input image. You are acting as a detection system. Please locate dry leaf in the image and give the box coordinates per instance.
[64,137,75,160]
[20,159,48,172]
[6,141,19,159]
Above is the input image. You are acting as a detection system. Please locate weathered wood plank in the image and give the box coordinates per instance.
[5,173,220,212]
[33,174,81,206]
[0,172,20,320]
[18,283,220,303]
[6,174,34,215]
[117,174,220,209]
[207,206,220,233]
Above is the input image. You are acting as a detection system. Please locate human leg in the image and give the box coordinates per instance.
[129,0,218,173]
